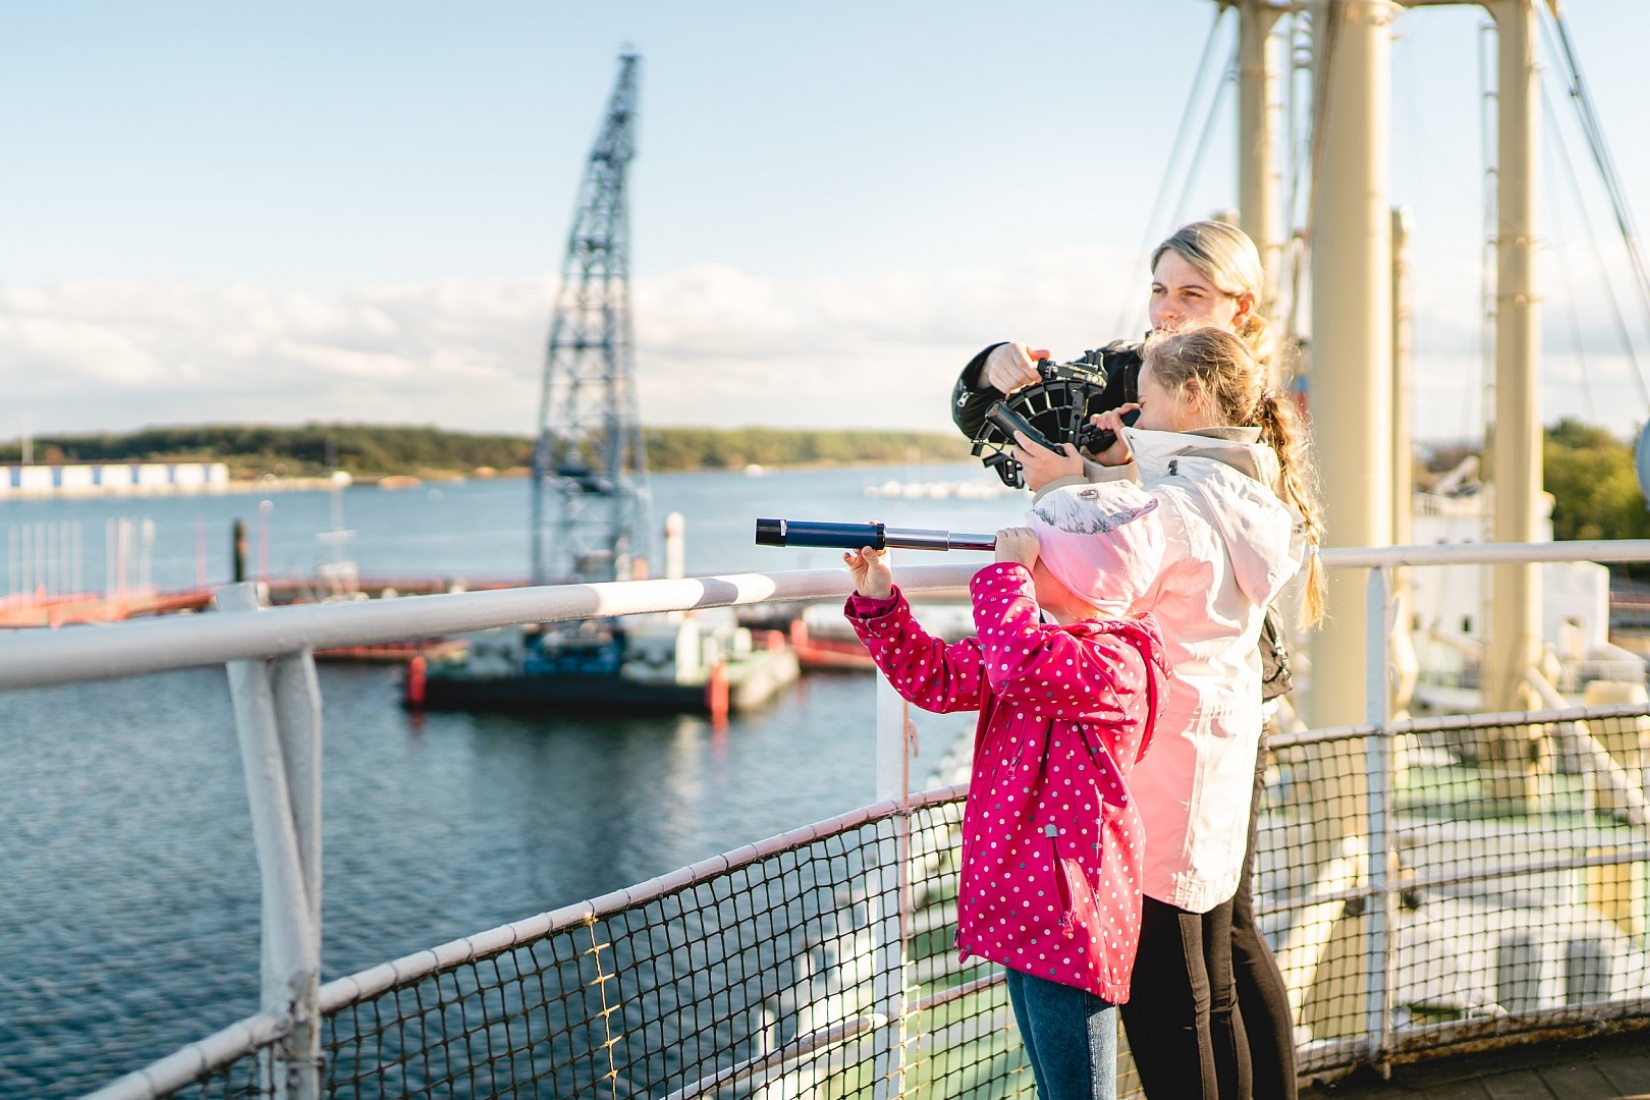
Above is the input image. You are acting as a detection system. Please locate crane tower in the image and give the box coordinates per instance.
[531,54,650,585]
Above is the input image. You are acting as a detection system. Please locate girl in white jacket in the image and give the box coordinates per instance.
[1032,325,1325,1100]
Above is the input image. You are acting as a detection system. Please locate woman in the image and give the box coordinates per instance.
[954,222,1315,1100]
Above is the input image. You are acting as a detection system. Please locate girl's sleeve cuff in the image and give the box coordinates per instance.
[845,587,902,620]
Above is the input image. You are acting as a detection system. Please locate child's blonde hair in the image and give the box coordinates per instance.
[1142,327,1325,626]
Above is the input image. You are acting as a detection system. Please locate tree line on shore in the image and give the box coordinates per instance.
[1540,419,1650,542]
[0,423,974,479]
[3,419,1644,547]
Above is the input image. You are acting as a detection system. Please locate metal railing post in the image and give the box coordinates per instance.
[871,652,910,1097]
[1363,566,1396,1075]
[218,583,323,1100]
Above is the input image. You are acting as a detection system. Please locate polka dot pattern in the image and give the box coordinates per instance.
[845,564,1169,1003]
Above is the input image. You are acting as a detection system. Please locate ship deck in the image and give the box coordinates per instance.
[1302,1030,1650,1099]
[36,546,1650,1100]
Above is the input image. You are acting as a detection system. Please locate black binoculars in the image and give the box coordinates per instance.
[755,519,996,552]
[983,397,1139,458]
[970,358,1139,489]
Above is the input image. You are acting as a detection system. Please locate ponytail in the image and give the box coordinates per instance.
[1253,389,1326,626]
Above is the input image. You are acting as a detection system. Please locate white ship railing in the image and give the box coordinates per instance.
[2,542,1647,1097]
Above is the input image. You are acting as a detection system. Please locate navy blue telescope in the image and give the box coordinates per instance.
[754,518,996,552]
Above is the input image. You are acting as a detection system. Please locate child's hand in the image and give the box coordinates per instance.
[1011,431,1084,492]
[844,546,893,599]
[995,527,1039,569]
[1088,405,1138,466]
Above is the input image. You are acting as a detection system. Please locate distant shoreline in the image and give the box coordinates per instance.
[0,454,997,501]
[0,422,976,484]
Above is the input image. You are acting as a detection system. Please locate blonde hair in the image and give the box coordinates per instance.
[1142,327,1326,626]
[1152,220,1277,380]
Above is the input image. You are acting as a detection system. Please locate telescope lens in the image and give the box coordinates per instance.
[754,518,788,546]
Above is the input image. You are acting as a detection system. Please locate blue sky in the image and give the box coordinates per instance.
[1,1,1648,441]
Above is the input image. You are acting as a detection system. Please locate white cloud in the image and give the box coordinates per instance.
[0,251,1146,438]
[2,246,1642,443]
[0,278,550,435]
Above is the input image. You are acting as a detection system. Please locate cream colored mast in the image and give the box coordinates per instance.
[1309,0,1396,727]
[1484,0,1542,714]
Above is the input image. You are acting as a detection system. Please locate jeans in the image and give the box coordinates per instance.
[1005,967,1118,1100]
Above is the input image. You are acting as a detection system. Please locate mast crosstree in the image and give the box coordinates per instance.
[531,53,650,585]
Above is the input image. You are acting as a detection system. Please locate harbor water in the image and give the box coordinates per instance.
[0,462,1023,1097]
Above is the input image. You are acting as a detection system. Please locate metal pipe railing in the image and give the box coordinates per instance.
[0,562,977,691]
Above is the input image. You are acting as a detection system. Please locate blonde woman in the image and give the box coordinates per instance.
[951,220,1277,442]
[952,222,1315,1100]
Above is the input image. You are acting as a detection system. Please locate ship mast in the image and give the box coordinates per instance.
[531,54,651,585]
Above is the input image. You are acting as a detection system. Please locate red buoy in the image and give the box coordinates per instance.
[706,661,729,722]
[405,656,427,708]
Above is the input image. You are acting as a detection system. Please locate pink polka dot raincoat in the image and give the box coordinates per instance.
[845,563,1168,1003]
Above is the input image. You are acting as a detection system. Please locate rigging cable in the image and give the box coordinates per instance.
[1301,0,1343,267]
[1282,10,1314,348]
[1539,79,1598,422]
[1107,4,1232,342]
[1120,30,1240,339]
[1168,49,1239,233]
[1548,134,1650,411]
[1539,5,1650,412]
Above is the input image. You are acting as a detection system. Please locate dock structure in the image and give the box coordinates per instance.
[0,461,230,498]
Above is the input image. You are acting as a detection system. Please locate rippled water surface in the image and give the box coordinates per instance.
[0,464,1019,1096]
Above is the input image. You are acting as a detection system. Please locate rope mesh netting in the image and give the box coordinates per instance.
[124,702,1650,1098]
[1262,705,1650,1069]
[148,790,1036,1100]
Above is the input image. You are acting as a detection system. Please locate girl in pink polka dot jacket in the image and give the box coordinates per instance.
[844,480,1170,1100]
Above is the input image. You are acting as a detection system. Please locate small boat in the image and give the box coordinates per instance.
[786,617,875,672]
[403,612,799,717]
[315,639,467,664]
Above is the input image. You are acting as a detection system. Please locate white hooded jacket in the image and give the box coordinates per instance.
[1037,425,1306,912]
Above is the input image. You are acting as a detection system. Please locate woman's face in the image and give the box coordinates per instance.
[1135,360,1212,433]
[1149,250,1252,334]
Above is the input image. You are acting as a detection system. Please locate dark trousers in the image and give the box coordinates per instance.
[1231,737,1298,1099]
[1120,894,1247,1100]
[1122,737,1297,1100]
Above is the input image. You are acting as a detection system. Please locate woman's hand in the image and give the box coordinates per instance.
[983,343,1049,394]
[1011,431,1083,491]
[995,527,1039,569]
[844,546,893,599]
[1087,404,1139,466]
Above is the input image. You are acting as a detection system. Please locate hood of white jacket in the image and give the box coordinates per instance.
[1123,426,1306,608]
